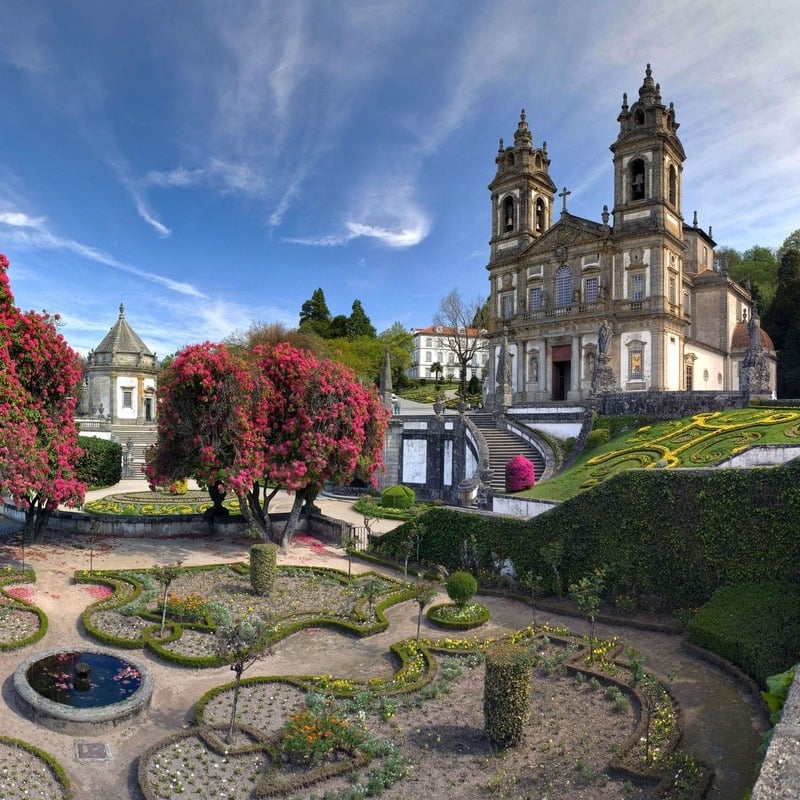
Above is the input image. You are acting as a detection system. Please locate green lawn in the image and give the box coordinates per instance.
[524,407,800,502]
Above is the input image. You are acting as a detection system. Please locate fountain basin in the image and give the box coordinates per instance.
[13,648,154,733]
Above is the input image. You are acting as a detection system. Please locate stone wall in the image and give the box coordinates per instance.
[593,390,746,418]
[751,668,800,799]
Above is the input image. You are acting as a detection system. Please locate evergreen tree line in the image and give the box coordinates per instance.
[718,228,800,398]
[227,287,414,390]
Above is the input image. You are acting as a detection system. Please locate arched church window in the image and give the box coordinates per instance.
[507,153,515,166]
[631,159,645,201]
[668,165,677,205]
[555,265,572,307]
[535,198,546,232]
[503,196,515,231]
[635,109,645,125]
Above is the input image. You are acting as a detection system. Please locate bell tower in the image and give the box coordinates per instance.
[488,110,556,266]
[610,64,686,240]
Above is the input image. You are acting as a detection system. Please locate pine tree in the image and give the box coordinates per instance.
[346,299,376,339]
[298,288,331,337]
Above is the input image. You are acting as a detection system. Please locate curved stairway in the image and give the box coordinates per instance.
[467,413,546,493]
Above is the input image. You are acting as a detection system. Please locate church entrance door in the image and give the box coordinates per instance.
[145,398,153,422]
[551,345,571,401]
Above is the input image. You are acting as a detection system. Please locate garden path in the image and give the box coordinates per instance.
[0,489,766,800]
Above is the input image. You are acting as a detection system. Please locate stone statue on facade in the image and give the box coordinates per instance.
[590,319,616,396]
[495,328,514,410]
[741,304,772,398]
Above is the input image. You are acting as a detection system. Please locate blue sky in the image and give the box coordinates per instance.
[1,1,799,357]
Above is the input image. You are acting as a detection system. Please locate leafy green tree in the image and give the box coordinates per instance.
[298,288,332,338]
[346,299,376,339]
[778,228,800,264]
[378,322,414,388]
[325,335,385,382]
[741,246,778,308]
[430,361,443,385]
[569,568,605,661]
[216,616,272,744]
[413,579,437,641]
[328,314,349,339]
[151,562,183,637]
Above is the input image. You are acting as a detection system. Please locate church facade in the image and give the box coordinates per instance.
[484,65,776,406]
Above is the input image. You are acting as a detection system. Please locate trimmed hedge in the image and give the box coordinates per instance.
[687,582,800,686]
[250,543,278,596]
[483,642,530,747]
[75,565,418,668]
[76,435,122,487]
[0,568,48,651]
[372,460,800,609]
[381,484,415,510]
[0,735,72,799]
[584,428,611,450]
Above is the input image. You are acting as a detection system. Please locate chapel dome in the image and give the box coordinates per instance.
[88,304,157,370]
[731,320,775,351]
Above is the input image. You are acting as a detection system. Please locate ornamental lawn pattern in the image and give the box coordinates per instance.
[527,407,800,499]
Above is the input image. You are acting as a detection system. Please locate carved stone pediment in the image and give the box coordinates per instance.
[522,218,607,260]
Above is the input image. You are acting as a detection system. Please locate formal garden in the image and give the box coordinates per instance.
[0,548,717,800]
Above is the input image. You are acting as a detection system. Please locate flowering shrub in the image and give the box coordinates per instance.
[0,253,85,536]
[168,479,188,495]
[162,592,209,622]
[505,454,535,492]
[280,698,367,763]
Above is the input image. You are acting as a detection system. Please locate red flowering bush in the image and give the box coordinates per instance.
[0,253,85,535]
[146,341,389,551]
[505,454,536,492]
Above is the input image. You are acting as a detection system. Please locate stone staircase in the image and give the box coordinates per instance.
[109,423,158,479]
[467,413,547,493]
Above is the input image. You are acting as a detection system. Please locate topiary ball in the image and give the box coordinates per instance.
[380,484,415,510]
[446,570,478,606]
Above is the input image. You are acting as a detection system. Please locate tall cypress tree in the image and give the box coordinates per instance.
[763,249,800,397]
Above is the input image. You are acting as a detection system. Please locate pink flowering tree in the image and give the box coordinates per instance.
[0,254,85,537]
[251,342,388,551]
[146,341,388,551]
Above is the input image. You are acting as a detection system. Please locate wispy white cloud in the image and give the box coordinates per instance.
[144,166,205,188]
[0,205,201,297]
[106,157,172,238]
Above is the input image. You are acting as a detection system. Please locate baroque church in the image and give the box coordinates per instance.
[483,65,776,406]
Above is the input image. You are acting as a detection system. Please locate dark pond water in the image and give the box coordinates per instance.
[26,651,142,708]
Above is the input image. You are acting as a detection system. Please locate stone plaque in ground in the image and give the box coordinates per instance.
[74,741,109,761]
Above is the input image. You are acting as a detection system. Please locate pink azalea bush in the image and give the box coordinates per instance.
[505,454,536,492]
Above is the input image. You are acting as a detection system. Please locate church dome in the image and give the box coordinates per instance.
[731,320,775,351]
